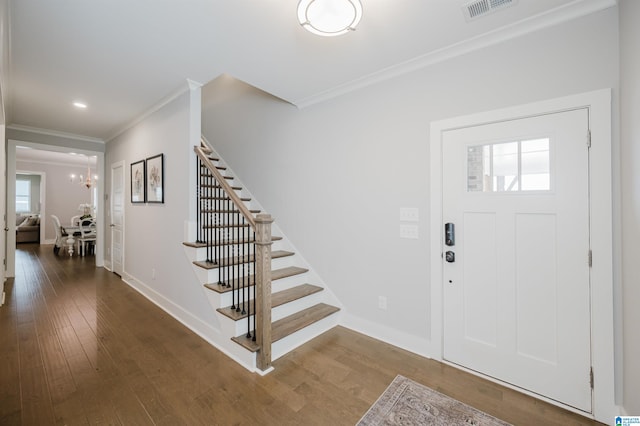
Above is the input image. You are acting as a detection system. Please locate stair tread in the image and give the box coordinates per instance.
[198,165,226,171]
[202,223,251,229]
[200,184,242,190]
[200,209,261,214]
[217,284,323,321]
[200,196,250,201]
[199,146,220,161]
[231,303,340,352]
[183,236,282,248]
[194,250,294,270]
[204,266,307,293]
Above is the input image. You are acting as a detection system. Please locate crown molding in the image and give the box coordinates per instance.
[106,78,203,142]
[7,124,105,144]
[293,0,617,108]
[15,157,96,169]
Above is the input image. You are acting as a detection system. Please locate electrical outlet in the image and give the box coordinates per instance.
[378,296,387,310]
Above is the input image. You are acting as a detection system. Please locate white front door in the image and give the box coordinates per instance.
[442,108,592,412]
[110,161,124,276]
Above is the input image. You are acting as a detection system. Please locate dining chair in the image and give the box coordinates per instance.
[77,218,97,256]
[51,215,68,255]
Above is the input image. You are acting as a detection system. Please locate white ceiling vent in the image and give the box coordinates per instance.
[462,0,517,21]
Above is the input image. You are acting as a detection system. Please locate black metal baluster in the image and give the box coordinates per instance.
[237,210,243,315]
[220,188,224,285]
[196,157,201,244]
[252,230,256,341]
[244,217,251,338]
[238,209,242,315]
[213,175,217,266]
[204,167,213,262]
[227,196,234,310]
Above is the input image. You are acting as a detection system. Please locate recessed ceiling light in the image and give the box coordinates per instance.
[73,101,88,109]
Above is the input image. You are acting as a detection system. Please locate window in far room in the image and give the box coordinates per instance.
[16,179,31,213]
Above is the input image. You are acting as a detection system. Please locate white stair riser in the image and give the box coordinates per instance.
[210,270,313,307]
[218,311,252,339]
[190,240,283,263]
[217,287,255,309]
[271,291,324,322]
[183,245,205,262]
[201,256,294,284]
[217,290,325,336]
[270,255,296,270]
[271,312,341,361]
[270,273,311,293]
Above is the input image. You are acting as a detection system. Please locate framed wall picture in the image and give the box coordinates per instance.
[146,153,164,203]
[131,159,146,203]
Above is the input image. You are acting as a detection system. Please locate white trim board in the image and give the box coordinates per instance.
[429,89,616,422]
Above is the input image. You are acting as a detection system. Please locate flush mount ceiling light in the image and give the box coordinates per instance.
[297,0,362,37]
[73,101,87,109]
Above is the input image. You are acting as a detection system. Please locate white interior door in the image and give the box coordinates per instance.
[110,161,124,276]
[442,109,592,412]
[0,125,5,300]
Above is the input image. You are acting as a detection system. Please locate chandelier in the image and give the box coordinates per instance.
[70,155,97,189]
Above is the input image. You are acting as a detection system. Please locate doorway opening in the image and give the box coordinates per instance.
[6,140,105,277]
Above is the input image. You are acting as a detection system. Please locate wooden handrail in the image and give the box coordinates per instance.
[194,146,256,229]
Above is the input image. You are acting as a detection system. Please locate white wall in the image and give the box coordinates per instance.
[202,6,634,410]
[619,0,640,415]
[0,0,9,298]
[104,86,221,344]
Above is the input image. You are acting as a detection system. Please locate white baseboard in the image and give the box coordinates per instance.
[340,313,432,360]
[120,272,257,373]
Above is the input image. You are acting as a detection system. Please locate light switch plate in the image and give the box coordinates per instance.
[400,224,419,239]
[400,207,419,222]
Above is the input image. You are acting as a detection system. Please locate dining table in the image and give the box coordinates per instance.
[62,222,96,257]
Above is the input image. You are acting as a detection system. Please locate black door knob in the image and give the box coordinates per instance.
[445,251,455,263]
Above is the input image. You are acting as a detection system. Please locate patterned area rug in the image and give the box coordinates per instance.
[357,375,512,426]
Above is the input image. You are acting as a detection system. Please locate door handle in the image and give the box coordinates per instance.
[445,223,455,246]
[109,224,115,227]
[445,251,455,263]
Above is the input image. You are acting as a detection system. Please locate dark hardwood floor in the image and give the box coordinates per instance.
[1,244,604,425]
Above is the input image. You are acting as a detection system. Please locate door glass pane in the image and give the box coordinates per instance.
[521,138,550,191]
[467,138,551,192]
[492,142,519,191]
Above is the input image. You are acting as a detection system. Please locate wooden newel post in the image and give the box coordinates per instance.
[255,213,274,372]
